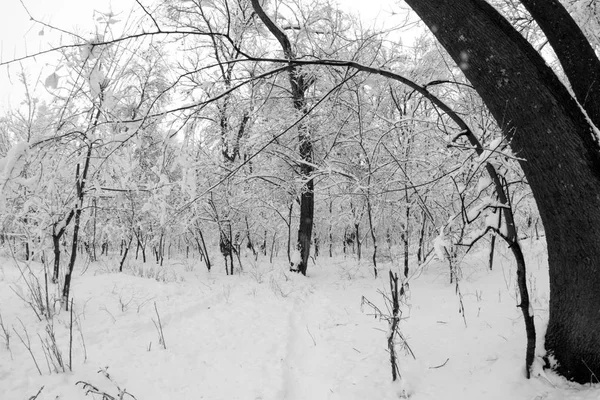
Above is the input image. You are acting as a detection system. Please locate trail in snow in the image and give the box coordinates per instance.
[1,242,600,400]
[278,271,396,400]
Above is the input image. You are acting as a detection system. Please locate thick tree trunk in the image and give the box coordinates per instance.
[296,157,314,275]
[252,0,314,275]
[404,0,600,382]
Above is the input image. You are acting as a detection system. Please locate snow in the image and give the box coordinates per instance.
[485,210,499,229]
[0,141,29,207]
[0,240,599,400]
[290,248,302,268]
[88,65,105,98]
[432,226,449,261]
[488,137,503,151]
[476,176,492,193]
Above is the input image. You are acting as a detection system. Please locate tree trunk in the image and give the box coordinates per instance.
[245,216,258,259]
[417,211,427,265]
[296,166,314,275]
[252,0,314,276]
[354,222,361,261]
[366,196,378,278]
[404,0,600,382]
[287,201,293,265]
[52,231,60,283]
[228,224,234,275]
[197,227,211,271]
[62,138,93,311]
[488,208,502,271]
[135,236,140,260]
[329,198,333,258]
[488,233,496,272]
[519,0,600,130]
[270,231,277,264]
[119,236,133,272]
[403,186,410,278]
[90,198,97,262]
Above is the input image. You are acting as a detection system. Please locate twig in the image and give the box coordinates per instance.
[27,385,44,400]
[0,309,12,359]
[75,311,87,362]
[306,325,316,346]
[153,302,166,349]
[429,358,450,369]
[39,323,65,373]
[135,0,161,31]
[43,257,51,320]
[360,296,384,318]
[77,381,116,400]
[13,319,42,375]
[581,359,599,384]
[69,298,74,371]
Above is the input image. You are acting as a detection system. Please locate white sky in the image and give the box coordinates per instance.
[0,0,137,111]
[0,0,418,112]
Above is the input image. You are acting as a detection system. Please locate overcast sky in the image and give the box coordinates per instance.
[0,0,416,112]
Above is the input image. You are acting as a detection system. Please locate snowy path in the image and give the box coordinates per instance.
[2,248,600,400]
[278,285,389,400]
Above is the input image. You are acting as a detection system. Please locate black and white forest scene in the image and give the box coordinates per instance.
[0,0,599,399]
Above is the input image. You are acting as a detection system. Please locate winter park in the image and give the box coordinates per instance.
[1,0,600,399]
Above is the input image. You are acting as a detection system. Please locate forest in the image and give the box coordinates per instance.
[0,0,599,399]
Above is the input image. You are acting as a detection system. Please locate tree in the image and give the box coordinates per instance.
[251,0,315,275]
[403,0,600,383]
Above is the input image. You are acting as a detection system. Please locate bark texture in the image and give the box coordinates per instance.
[404,0,600,382]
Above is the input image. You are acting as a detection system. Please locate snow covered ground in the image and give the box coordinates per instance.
[1,239,599,400]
